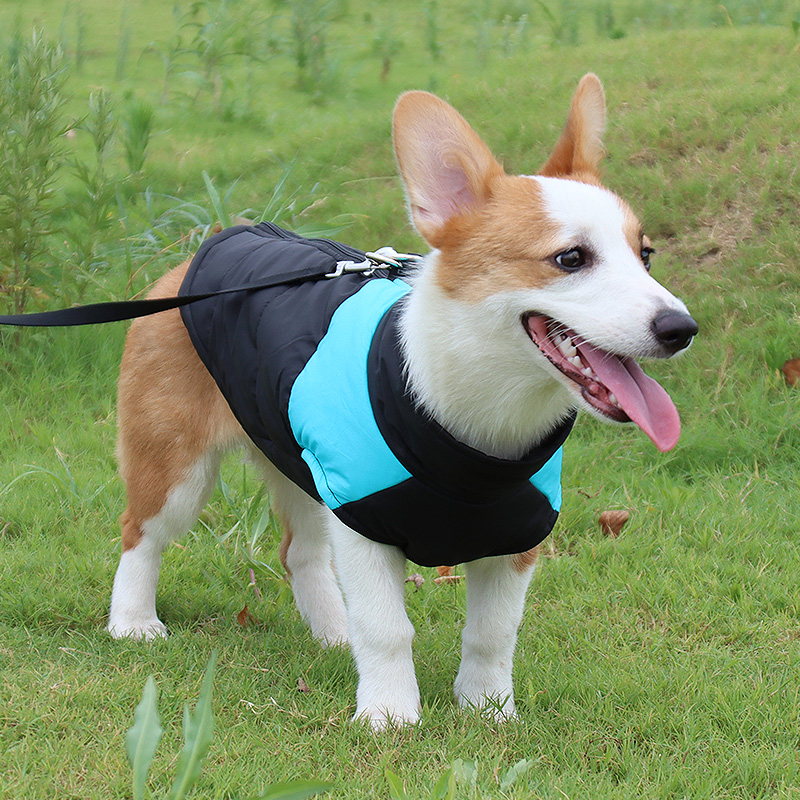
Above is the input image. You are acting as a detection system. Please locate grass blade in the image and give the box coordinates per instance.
[430,767,455,800]
[247,780,331,800]
[384,769,407,800]
[166,652,217,800]
[201,170,232,229]
[125,676,163,800]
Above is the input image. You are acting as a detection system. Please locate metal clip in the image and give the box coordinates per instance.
[366,247,423,270]
[324,259,374,278]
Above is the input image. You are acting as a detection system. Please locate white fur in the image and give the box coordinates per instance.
[110,81,694,732]
[108,452,221,640]
[399,177,692,459]
[529,176,690,358]
[328,517,421,729]
[400,260,574,460]
[454,555,536,718]
[254,456,349,647]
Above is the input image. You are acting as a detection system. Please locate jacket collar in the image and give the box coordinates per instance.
[368,302,576,502]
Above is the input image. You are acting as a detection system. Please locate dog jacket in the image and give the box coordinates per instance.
[180,222,575,567]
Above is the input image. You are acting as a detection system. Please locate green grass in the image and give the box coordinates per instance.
[2,0,800,797]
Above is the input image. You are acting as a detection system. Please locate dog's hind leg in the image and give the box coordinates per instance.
[108,448,225,640]
[256,457,348,647]
[109,272,245,640]
[453,550,538,719]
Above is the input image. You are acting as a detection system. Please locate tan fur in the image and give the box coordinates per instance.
[511,546,539,573]
[116,263,245,550]
[393,90,504,248]
[434,176,566,302]
[393,79,612,306]
[539,74,606,179]
[278,517,294,577]
[620,202,646,257]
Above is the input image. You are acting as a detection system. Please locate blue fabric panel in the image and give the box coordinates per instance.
[288,278,412,509]
[529,446,563,512]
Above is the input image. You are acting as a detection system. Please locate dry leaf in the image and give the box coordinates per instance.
[405,573,425,589]
[237,605,255,626]
[297,677,310,693]
[599,509,630,538]
[434,574,464,585]
[436,565,454,577]
[781,358,800,386]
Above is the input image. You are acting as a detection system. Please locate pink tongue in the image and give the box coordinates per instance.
[577,340,681,452]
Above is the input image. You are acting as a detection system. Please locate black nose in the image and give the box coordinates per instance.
[651,310,698,354]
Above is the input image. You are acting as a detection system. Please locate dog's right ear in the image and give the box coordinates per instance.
[393,91,504,247]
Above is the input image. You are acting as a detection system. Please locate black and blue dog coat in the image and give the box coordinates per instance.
[180,222,575,567]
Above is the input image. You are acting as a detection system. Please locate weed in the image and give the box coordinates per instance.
[290,0,337,101]
[121,96,154,175]
[533,0,581,44]
[0,30,69,316]
[126,653,330,799]
[66,88,121,301]
[181,0,266,110]
[423,0,442,62]
[372,16,402,82]
[115,1,132,81]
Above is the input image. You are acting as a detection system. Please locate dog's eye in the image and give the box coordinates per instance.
[554,248,587,271]
[641,246,655,271]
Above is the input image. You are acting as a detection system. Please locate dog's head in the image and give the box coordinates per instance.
[393,75,696,453]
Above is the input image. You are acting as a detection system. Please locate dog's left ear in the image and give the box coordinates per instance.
[393,91,504,247]
[539,73,606,180]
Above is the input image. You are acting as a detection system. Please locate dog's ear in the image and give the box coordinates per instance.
[539,73,606,180]
[393,91,504,246]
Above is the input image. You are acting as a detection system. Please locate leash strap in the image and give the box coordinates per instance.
[0,263,337,327]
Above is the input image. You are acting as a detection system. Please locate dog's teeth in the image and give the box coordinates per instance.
[569,355,582,368]
[558,339,577,359]
[582,367,593,377]
[609,393,618,405]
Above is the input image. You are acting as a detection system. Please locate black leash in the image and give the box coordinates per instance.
[0,263,334,327]
[0,247,420,329]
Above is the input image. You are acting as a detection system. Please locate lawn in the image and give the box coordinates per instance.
[1,1,800,797]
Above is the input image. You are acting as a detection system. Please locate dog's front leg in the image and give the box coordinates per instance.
[454,553,536,719]
[328,515,420,729]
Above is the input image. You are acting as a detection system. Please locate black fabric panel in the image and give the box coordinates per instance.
[179,223,373,497]
[349,303,576,565]
[368,304,575,496]
[335,480,559,567]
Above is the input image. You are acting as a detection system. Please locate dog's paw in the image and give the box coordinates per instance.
[353,703,421,731]
[107,617,169,642]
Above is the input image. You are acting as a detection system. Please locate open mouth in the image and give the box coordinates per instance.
[523,314,681,452]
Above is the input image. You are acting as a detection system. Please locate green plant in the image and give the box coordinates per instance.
[290,0,336,100]
[126,653,329,800]
[372,17,402,82]
[532,0,580,45]
[121,96,154,174]
[66,88,121,300]
[386,759,536,799]
[146,7,187,104]
[115,1,132,80]
[182,0,265,110]
[385,767,456,800]
[424,1,442,62]
[0,29,69,317]
[500,12,530,54]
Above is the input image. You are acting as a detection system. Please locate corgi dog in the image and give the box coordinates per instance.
[109,74,697,730]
